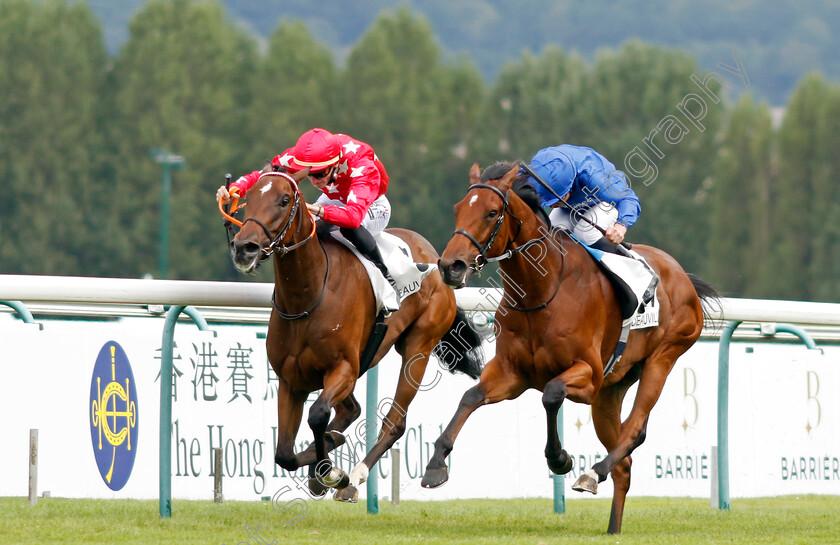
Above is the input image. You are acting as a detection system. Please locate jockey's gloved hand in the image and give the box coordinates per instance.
[216,185,239,204]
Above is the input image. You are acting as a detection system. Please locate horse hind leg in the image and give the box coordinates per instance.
[575,346,681,532]
[337,330,441,502]
[577,367,641,534]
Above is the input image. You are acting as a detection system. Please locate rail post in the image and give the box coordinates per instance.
[365,364,379,514]
[159,305,212,518]
[716,321,818,510]
[552,405,565,514]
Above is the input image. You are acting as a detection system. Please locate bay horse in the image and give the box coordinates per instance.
[226,168,482,501]
[421,162,718,533]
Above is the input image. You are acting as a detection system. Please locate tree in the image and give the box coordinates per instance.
[0,0,106,274]
[706,95,775,297]
[583,41,725,275]
[476,41,725,274]
[102,0,258,279]
[474,45,588,163]
[772,73,840,301]
[335,7,484,250]
[243,21,338,170]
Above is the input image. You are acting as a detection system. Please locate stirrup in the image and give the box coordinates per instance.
[641,271,660,305]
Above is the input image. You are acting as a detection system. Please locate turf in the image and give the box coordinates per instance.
[1,495,838,544]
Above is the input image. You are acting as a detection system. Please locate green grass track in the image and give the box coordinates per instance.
[1,495,838,544]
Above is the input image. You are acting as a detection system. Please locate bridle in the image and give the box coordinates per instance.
[219,171,328,320]
[453,184,523,273]
[452,182,565,312]
[241,171,317,259]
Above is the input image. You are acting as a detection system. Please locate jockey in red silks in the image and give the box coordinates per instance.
[217,128,400,300]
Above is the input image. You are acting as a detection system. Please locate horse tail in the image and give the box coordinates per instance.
[687,273,721,323]
[432,307,484,379]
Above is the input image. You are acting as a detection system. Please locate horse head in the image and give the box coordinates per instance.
[439,162,525,287]
[230,167,313,273]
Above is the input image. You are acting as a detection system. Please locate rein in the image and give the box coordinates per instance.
[455,182,565,313]
[270,238,331,320]
[220,171,318,259]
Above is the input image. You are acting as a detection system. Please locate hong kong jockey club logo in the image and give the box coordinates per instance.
[89,341,139,490]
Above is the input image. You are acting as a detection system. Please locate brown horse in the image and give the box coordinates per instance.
[227,168,482,501]
[421,162,717,533]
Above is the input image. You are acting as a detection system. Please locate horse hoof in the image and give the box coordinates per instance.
[547,452,574,475]
[333,485,359,503]
[307,476,330,497]
[349,463,369,488]
[421,467,449,489]
[323,467,351,489]
[572,469,599,495]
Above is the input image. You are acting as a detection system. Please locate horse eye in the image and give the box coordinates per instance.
[487,209,499,219]
[280,196,291,207]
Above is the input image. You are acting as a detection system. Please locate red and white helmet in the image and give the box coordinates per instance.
[290,128,340,172]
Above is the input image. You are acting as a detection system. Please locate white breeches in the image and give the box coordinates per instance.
[314,194,391,235]
[549,202,619,245]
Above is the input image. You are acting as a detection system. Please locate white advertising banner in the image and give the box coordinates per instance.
[1,313,838,505]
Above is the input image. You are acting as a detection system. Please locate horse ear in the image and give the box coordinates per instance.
[469,163,481,185]
[292,167,310,183]
[497,164,519,191]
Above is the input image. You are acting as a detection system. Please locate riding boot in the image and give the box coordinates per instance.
[362,245,401,304]
[339,225,401,305]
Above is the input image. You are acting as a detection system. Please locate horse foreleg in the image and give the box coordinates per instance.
[273,381,308,472]
[421,359,525,489]
[298,394,361,462]
[540,358,598,476]
[542,376,573,475]
[306,364,357,495]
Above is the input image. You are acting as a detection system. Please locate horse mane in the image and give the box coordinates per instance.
[481,161,549,226]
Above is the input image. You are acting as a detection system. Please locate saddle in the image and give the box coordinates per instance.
[328,230,436,314]
[560,230,661,375]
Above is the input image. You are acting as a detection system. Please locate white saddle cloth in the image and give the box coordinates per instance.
[330,231,437,313]
[598,249,659,330]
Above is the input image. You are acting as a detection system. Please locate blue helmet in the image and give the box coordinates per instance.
[526,148,576,207]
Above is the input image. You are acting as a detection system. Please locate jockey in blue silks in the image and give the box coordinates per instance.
[526,144,639,247]
[521,144,658,309]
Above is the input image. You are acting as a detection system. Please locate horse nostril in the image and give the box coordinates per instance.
[449,260,467,277]
[233,240,260,258]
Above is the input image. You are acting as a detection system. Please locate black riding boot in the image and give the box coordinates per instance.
[362,245,401,303]
[340,226,401,303]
